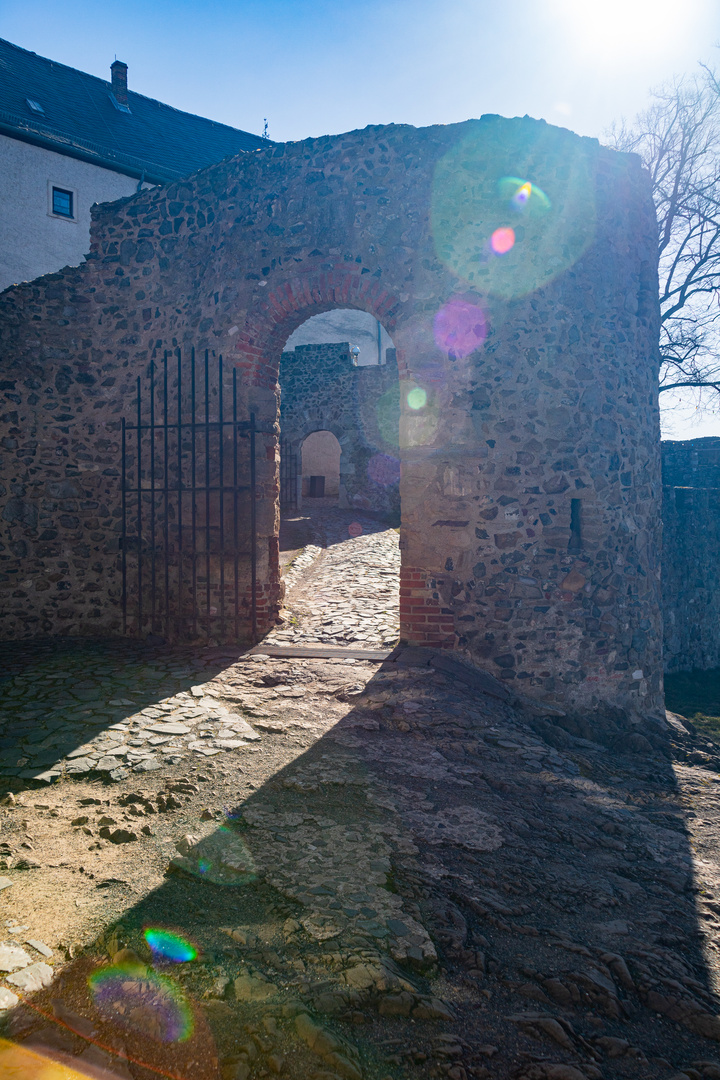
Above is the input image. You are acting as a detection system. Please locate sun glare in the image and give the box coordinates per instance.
[550,0,700,60]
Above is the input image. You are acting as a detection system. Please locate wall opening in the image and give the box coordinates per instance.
[271,307,401,652]
[284,308,394,367]
[277,310,400,519]
[301,430,341,500]
[568,498,582,553]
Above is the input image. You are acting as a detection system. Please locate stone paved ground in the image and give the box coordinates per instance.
[268,510,400,649]
[3,546,720,1079]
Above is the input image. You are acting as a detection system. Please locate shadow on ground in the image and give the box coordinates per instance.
[1,645,720,1080]
[0,637,255,799]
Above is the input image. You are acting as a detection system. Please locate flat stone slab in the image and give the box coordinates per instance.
[225,719,260,740]
[65,757,95,773]
[0,987,18,1010]
[0,945,32,972]
[146,722,191,735]
[248,644,392,661]
[95,756,122,771]
[26,939,52,958]
[7,961,53,991]
[67,745,97,759]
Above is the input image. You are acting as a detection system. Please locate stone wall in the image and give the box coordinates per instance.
[279,341,400,516]
[662,437,720,673]
[0,115,663,720]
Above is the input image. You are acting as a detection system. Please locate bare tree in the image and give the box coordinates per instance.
[611,68,720,404]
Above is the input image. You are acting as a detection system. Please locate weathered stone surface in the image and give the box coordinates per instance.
[280,342,400,517]
[7,961,53,990]
[0,987,18,1010]
[233,973,277,1001]
[0,945,32,972]
[294,1013,362,1080]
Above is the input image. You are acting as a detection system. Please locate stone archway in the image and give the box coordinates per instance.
[0,116,663,719]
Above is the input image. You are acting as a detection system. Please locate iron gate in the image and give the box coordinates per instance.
[280,436,299,514]
[120,348,258,643]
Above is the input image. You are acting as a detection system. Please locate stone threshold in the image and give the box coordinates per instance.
[247,644,393,661]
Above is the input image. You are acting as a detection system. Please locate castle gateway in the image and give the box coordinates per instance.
[0,116,662,719]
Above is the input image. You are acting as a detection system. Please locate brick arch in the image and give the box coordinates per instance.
[230,269,408,385]
[229,269,456,649]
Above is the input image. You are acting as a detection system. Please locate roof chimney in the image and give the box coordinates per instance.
[111,60,128,106]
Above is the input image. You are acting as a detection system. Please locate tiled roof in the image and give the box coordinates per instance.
[0,37,268,183]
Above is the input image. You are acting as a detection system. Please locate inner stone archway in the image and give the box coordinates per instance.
[302,431,341,500]
[0,116,663,720]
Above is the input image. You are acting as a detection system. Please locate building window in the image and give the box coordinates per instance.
[51,187,74,218]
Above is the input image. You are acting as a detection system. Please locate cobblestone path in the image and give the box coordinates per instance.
[266,510,400,649]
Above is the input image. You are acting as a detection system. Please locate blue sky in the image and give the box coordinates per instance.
[3,0,720,436]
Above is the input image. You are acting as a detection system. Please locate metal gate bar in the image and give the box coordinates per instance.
[120,348,260,642]
[280,436,299,514]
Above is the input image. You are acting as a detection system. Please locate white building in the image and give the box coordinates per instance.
[0,39,266,292]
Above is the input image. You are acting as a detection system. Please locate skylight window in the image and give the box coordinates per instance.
[26,98,44,114]
[108,93,131,115]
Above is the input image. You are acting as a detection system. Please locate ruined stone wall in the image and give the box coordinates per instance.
[279,341,400,516]
[0,116,662,720]
[662,438,720,673]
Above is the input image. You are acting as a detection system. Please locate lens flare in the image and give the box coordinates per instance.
[348,521,363,537]
[374,384,401,450]
[0,1037,96,1079]
[490,227,515,255]
[431,122,596,299]
[407,387,427,410]
[143,928,197,964]
[89,963,194,1044]
[515,180,531,206]
[499,176,551,215]
[368,453,400,487]
[434,299,488,358]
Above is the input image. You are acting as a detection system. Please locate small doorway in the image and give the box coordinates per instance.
[301,430,341,503]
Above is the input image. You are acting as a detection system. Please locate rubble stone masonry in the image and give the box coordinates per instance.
[0,116,663,720]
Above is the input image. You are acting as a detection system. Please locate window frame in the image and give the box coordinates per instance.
[48,182,78,222]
